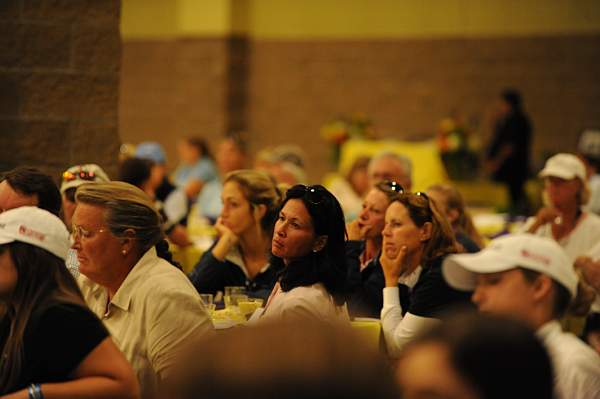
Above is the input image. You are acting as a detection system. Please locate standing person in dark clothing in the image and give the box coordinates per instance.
[486,89,532,215]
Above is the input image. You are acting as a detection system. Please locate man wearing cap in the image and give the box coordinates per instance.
[442,234,600,399]
[522,153,600,261]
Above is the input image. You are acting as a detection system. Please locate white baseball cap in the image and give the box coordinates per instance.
[60,164,110,194]
[538,153,586,182]
[0,206,70,260]
[578,129,600,158]
[442,234,577,299]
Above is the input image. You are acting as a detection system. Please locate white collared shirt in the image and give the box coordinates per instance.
[537,320,600,399]
[78,247,214,398]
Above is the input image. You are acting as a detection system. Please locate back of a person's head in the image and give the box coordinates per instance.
[428,183,484,248]
[186,136,212,159]
[2,166,61,216]
[118,157,153,189]
[501,88,523,110]
[172,321,397,399]
[400,312,554,399]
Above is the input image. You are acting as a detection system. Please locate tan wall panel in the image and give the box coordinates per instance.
[120,34,600,181]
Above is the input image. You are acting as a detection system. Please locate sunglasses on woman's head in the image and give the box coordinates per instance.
[287,184,327,205]
[380,180,405,194]
[62,170,97,182]
[414,191,430,202]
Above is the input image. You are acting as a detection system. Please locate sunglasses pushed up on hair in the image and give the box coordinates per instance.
[287,184,328,205]
[62,169,99,182]
[380,180,430,201]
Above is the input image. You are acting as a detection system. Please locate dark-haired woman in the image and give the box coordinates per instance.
[189,170,284,300]
[259,185,348,323]
[0,207,138,398]
[380,192,472,356]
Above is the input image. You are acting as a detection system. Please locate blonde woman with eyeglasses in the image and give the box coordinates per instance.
[72,182,213,398]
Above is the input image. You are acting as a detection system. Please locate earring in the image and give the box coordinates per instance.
[122,249,127,256]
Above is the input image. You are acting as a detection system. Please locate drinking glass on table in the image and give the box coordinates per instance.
[238,298,264,317]
[224,286,246,308]
[199,293,214,306]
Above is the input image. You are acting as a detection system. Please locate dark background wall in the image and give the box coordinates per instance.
[0,0,122,179]
[120,34,600,180]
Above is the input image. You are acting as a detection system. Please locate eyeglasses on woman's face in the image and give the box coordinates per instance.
[71,224,108,241]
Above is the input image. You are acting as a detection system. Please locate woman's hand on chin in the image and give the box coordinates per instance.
[215,218,239,244]
[380,245,408,287]
[346,220,369,241]
[212,217,240,260]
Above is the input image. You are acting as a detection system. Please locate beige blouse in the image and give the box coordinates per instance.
[259,282,349,324]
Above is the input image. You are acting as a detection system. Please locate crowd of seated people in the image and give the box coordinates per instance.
[1,137,600,399]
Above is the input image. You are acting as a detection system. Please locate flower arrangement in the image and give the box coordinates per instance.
[436,116,479,180]
[321,113,376,167]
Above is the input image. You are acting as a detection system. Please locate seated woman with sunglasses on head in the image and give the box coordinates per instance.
[189,170,285,300]
[380,192,472,356]
[0,207,138,399]
[258,185,348,323]
[345,181,403,318]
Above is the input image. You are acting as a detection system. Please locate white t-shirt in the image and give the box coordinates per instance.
[259,282,349,324]
[537,321,600,399]
[522,212,600,261]
[584,174,600,216]
[585,241,600,312]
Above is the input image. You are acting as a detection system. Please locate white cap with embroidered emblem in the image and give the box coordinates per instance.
[0,206,70,260]
[442,233,578,299]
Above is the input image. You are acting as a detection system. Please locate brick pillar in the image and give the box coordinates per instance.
[0,0,122,179]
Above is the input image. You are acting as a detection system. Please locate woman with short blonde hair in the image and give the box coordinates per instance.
[73,182,213,398]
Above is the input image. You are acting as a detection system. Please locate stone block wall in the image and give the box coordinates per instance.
[0,0,122,180]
